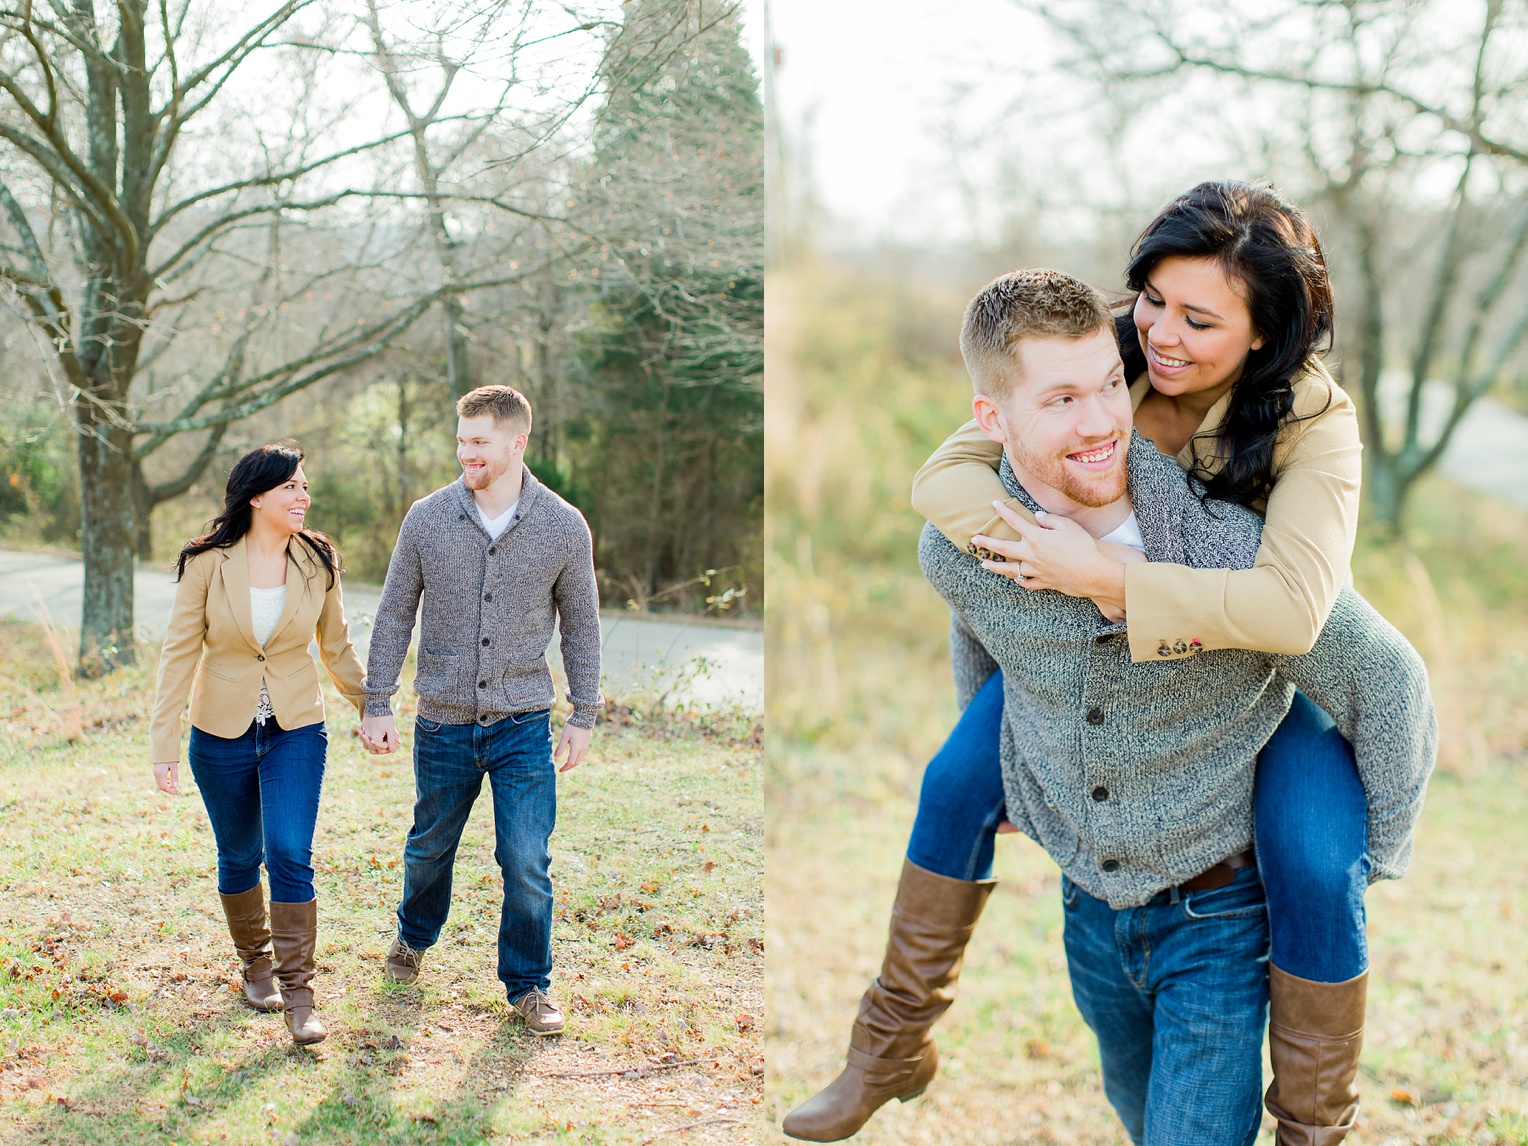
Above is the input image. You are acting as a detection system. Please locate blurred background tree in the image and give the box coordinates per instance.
[0,0,763,673]
[1030,0,1528,529]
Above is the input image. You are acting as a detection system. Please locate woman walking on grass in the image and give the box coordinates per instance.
[149,442,366,1046]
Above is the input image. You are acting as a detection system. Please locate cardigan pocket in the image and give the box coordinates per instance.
[414,652,462,697]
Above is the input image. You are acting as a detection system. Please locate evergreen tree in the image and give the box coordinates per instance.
[559,0,763,610]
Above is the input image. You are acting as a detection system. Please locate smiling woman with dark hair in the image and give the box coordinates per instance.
[149,441,367,1047]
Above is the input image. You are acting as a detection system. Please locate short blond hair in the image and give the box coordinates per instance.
[456,385,532,435]
[960,270,1114,398]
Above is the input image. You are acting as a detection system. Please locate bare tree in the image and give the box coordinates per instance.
[0,0,604,671]
[1024,0,1528,529]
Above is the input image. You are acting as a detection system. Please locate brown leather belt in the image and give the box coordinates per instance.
[1177,849,1255,893]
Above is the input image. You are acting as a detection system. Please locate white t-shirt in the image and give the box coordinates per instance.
[1099,511,1147,556]
[476,500,519,541]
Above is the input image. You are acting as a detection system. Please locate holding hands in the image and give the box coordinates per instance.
[359,714,400,755]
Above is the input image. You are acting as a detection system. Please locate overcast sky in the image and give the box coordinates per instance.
[741,0,1071,247]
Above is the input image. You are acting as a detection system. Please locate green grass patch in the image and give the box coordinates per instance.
[0,649,763,1145]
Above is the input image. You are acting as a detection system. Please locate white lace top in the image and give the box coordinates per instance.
[250,585,286,725]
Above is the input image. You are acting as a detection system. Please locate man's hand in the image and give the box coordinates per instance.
[553,723,592,772]
[360,714,400,755]
[153,760,180,795]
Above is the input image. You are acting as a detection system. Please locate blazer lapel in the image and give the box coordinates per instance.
[265,539,312,645]
[218,536,262,653]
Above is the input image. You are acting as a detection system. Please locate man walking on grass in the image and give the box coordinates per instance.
[360,384,603,1036]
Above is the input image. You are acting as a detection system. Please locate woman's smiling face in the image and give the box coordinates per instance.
[1133,255,1266,401]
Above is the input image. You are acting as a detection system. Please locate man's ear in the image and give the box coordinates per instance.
[972,392,1007,444]
[514,431,529,454]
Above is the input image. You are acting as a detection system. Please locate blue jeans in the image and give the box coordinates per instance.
[1063,866,1270,1146]
[907,671,1369,982]
[396,710,557,999]
[188,719,327,903]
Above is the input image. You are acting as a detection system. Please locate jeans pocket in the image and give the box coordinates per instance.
[1181,869,1267,920]
[415,715,444,735]
[508,709,551,726]
[1061,875,1081,910]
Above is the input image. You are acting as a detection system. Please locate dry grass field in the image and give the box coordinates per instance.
[0,632,765,1146]
[764,266,1528,1146]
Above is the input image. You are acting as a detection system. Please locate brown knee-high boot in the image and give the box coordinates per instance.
[782,860,997,1143]
[1264,965,1368,1145]
[219,886,283,1012]
[269,898,328,1045]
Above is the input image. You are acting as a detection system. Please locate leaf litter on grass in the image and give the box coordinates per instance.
[0,641,764,1145]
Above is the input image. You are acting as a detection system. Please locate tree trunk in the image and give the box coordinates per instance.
[77,418,138,673]
[444,296,472,398]
[130,461,154,561]
[1365,451,1408,537]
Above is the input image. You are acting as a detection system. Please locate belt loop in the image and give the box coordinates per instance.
[1169,886,1181,905]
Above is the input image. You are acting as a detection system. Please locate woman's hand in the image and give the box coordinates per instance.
[973,501,1136,621]
[153,760,181,795]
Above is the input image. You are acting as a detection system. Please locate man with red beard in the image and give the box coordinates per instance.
[360,384,602,1037]
[911,270,1434,1143]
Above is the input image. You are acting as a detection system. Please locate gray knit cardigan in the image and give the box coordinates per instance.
[364,468,603,729]
[920,432,1436,908]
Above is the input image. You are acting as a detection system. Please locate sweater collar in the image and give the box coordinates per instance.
[451,464,544,531]
[996,430,1187,566]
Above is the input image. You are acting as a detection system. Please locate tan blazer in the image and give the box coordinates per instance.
[911,361,1362,663]
[149,535,367,762]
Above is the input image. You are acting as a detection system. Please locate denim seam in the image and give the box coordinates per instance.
[966,798,1009,882]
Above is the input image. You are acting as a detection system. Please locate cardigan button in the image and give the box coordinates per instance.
[482,637,490,646]
[488,547,497,556]
[1101,859,1120,873]
[1086,707,1104,726]
[1091,786,1109,802]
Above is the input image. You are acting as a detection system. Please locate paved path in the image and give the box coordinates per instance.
[0,548,761,711]
[1377,372,1528,509]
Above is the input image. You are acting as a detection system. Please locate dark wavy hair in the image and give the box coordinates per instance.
[174,441,340,586]
[1114,180,1335,506]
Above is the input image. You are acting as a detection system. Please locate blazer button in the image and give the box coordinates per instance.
[1157,641,1172,657]
[1102,859,1120,873]
[1091,786,1109,801]
[256,654,265,661]
[1174,640,1188,654]
[1086,707,1104,726]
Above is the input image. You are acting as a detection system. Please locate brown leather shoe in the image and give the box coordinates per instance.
[1265,964,1368,1144]
[270,898,328,1046]
[384,935,424,985]
[219,885,283,1012]
[511,988,565,1036]
[782,860,997,1142]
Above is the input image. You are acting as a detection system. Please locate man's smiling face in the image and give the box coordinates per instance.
[974,326,1133,512]
[456,413,524,490]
